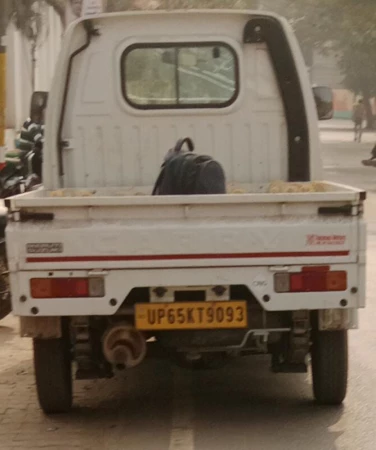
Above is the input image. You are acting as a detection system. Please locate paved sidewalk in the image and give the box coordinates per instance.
[319,118,354,131]
[0,316,111,450]
[320,120,376,145]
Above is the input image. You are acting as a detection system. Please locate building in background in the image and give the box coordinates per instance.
[6,0,107,140]
[310,50,354,119]
[6,4,62,134]
[310,49,376,120]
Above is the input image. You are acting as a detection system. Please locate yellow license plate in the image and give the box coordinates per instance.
[135,301,247,331]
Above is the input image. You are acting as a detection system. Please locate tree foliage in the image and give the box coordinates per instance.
[316,0,376,96]
[256,0,376,125]
[108,0,376,125]
[10,0,65,34]
[11,0,376,124]
[284,0,376,125]
[107,0,259,12]
[45,0,65,20]
[9,0,65,90]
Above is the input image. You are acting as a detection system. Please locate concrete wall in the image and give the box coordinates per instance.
[6,6,62,131]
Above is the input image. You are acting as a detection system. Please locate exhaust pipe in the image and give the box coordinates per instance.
[102,323,146,369]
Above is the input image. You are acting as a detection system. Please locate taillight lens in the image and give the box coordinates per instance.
[30,277,105,299]
[274,270,347,293]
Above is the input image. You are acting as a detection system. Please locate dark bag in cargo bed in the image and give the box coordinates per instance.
[152,138,226,195]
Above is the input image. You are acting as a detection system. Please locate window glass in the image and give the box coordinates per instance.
[122,43,239,109]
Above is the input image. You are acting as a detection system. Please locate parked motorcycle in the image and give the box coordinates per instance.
[0,91,47,320]
[0,146,42,198]
[0,148,42,319]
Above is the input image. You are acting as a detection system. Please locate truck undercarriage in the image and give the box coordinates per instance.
[20,282,350,413]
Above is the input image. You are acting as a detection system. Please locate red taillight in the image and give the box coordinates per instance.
[57,278,89,297]
[274,270,347,293]
[0,162,6,171]
[291,272,328,292]
[290,273,305,292]
[327,271,348,291]
[30,277,104,299]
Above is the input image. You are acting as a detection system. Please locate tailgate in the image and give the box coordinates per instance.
[6,188,364,271]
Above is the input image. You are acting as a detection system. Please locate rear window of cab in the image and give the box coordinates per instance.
[121,42,240,110]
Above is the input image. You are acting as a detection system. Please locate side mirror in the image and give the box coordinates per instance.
[313,86,333,121]
[30,91,48,123]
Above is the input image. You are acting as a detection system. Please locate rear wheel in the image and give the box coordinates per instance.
[33,324,72,414]
[311,329,348,405]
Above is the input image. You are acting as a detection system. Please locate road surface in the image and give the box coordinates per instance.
[0,130,375,450]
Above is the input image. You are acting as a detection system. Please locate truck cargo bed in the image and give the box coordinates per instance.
[6,181,365,208]
[6,181,365,276]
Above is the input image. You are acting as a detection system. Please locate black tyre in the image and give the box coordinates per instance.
[311,329,348,405]
[0,294,11,320]
[33,328,72,414]
[0,246,11,320]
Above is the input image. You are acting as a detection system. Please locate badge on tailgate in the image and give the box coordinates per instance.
[26,243,63,254]
[135,301,248,331]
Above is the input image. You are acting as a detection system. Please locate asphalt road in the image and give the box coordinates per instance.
[0,130,375,450]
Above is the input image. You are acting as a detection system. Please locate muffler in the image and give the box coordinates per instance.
[102,323,146,369]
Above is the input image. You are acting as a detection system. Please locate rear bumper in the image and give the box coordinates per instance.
[10,263,365,317]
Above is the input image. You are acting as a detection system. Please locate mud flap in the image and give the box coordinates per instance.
[20,317,62,339]
[271,311,310,373]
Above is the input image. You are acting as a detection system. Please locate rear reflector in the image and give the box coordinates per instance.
[274,270,347,293]
[30,277,105,299]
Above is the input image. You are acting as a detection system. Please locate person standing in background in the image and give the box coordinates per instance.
[352,99,366,143]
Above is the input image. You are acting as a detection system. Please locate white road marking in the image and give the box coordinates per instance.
[169,367,194,450]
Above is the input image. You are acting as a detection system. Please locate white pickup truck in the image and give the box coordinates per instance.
[4,10,366,414]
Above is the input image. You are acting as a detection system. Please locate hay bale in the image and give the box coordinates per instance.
[50,190,96,198]
[268,181,326,194]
